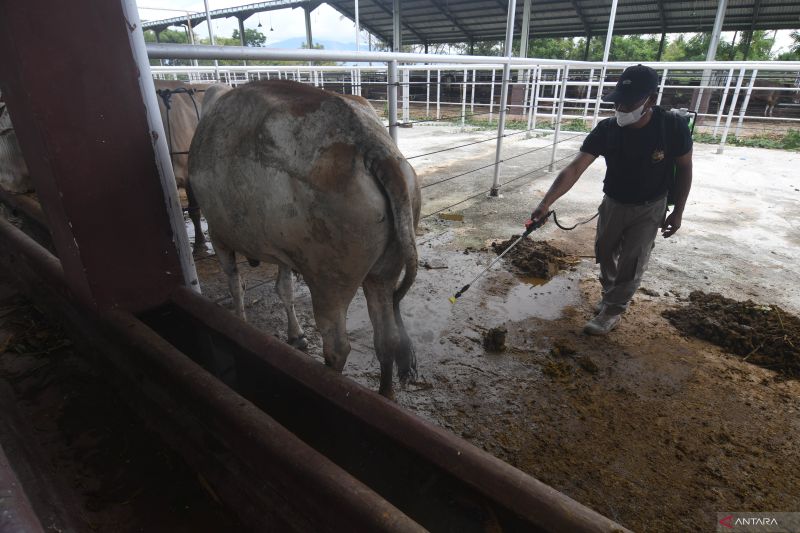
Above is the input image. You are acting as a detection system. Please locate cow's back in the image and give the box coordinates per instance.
[189,80,407,276]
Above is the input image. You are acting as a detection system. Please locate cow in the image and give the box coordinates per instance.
[0,81,216,251]
[0,91,32,193]
[189,80,421,398]
[154,79,212,251]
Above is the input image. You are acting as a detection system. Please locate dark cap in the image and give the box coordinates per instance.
[602,64,659,105]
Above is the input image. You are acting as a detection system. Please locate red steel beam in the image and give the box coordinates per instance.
[0,0,184,312]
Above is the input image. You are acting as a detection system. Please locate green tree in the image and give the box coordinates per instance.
[231,28,267,47]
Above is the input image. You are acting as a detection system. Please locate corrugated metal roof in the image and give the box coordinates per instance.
[324,0,800,44]
[142,1,800,46]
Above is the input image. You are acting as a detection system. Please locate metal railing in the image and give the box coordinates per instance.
[148,43,800,172]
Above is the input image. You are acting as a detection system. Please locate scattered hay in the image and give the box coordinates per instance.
[550,340,577,358]
[490,236,572,279]
[577,356,599,374]
[542,360,572,379]
[662,291,800,377]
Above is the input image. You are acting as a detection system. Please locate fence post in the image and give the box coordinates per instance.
[549,66,570,172]
[718,68,746,155]
[489,68,496,123]
[388,60,399,144]
[713,68,734,137]
[426,69,431,118]
[735,69,758,137]
[583,68,595,120]
[403,68,410,123]
[490,54,516,195]
[461,68,468,129]
[656,67,668,106]
[471,69,477,114]
[592,65,608,128]
[434,69,440,120]
[526,66,538,136]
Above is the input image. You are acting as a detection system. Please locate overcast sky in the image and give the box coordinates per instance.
[137,1,797,55]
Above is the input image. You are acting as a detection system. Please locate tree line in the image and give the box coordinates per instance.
[146,28,800,66]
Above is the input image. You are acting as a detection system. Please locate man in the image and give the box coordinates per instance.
[530,64,693,335]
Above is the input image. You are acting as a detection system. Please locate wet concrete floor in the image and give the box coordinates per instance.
[189,124,800,532]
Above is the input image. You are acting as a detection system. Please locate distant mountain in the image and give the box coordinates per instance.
[266,37,357,51]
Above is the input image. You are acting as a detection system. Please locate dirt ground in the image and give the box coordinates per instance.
[187,123,800,532]
[0,280,241,532]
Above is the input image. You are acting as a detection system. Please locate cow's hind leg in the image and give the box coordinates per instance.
[186,181,205,252]
[363,272,416,399]
[213,236,246,319]
[275,262,307,350]
[309,284,354,375]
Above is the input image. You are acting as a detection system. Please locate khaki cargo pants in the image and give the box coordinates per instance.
[595,194,667,316]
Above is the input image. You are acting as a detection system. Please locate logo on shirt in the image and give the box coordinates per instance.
[651,149,665,162]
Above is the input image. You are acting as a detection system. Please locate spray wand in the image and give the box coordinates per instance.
[448,211,552,304]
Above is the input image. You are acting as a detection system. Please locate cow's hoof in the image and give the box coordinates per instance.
[378,385,395,401]
[289,334,308,351]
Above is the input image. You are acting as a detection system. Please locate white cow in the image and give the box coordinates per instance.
[0,92,32,193]
[189,80,420,397]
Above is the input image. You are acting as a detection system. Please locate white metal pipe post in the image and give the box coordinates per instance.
[696,0,728,112]
[592,0,618,128]
[121,0,200,292]
[713,68,734,137]
[403,68,410,123]
[718,68,746,154]
[304,7,313,49]
[388,60,399,144]
[393,0,401,52]
[656,67,668,106]
[202,0,219,79]
[461,68,468,128]
[354,0,360,52]
[426,69,430,117]
[735,70,758,137]
[436,69,441,119]
[549,66,570,171]
[601,0,619,64]
[520,0,531,57]
[490,0,518,197]
[489,69,496,122]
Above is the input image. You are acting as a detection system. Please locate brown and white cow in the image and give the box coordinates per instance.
[189,80,420,398]
[153,79,212,251]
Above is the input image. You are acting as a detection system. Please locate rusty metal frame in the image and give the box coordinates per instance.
[0,215,424,532]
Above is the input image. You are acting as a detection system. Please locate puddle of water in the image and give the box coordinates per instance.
[516,275,550,286]
[484,274,579,321]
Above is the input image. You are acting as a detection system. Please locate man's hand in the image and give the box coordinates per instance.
[530,202,550,225]
[661,210,682,238]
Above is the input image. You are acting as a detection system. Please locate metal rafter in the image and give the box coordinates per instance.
[569,0,592,36]
[429,0,474,42]
[656,0,667,32]
[328,2,391,44]
[371,0,426,43]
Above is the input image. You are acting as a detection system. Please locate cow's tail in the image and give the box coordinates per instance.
[364,147,419,305]
[365,147,419,383]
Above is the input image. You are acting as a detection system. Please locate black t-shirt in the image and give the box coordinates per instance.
[580,106,693,204]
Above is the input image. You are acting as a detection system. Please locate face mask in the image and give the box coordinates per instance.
[615,102,648,127]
